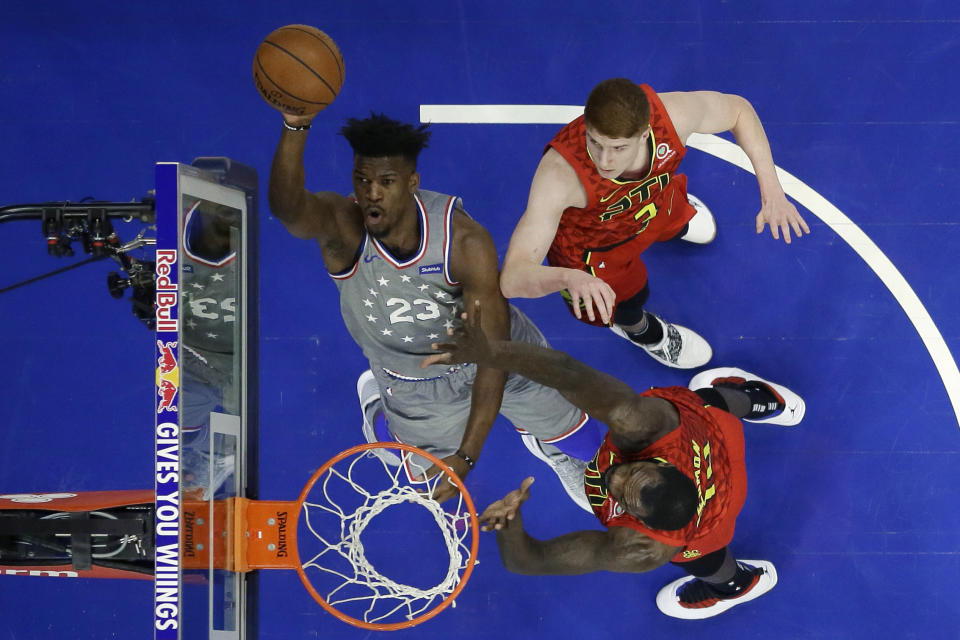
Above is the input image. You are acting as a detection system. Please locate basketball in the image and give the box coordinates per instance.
[252,25,345,116]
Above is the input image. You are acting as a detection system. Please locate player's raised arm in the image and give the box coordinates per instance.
[255,25,355,244]
[663,90,810,244]
[267,113,362,253]
[500,149,616,325]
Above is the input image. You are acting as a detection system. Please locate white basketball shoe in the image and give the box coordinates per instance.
[688,367,805,426]
[610,313,712,369]
[679,193,717,244]
[656,560,778,619]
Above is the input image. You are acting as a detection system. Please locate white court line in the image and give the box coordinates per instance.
[420,104,960,428]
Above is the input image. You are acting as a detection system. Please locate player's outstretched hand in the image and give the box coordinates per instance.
[479,477,534,531]
[756,193,810,244]
[421,299,492,368]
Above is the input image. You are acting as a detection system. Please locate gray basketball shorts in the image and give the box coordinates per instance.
[370,305,587,476]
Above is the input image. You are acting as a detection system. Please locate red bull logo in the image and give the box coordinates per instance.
[155,249,179,332]
[156,340,180,414]
[157,340,177,374]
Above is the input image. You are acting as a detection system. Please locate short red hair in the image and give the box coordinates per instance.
[584,78,650,138]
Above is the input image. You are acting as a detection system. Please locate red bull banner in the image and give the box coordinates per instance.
[154,162,181,639]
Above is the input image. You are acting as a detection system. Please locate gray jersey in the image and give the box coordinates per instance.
[332,189,589,473]
[333,189,464,378]
[181,202,237,360]
[180,201,239,434]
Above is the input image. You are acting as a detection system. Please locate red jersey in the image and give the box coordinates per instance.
[545,85,696,318]
[583,387,747,562]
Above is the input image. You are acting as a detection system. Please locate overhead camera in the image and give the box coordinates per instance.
[107,259,157,330]
[1,198,157,329]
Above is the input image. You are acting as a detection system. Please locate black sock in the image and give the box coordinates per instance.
[691,550,756,597]
[736,383,782,419]
[713,387,751,418]
[624,312,663,345]
[711,379,782,419]
[694,387,729,412]
[707,565,758,596]
[680,548,757,598]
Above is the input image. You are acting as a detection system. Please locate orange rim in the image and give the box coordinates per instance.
[293,442,480,631]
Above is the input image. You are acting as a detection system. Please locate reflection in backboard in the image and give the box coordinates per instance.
[154,160,258,640]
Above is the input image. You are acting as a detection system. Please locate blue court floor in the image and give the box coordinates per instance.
[1,3,958,639]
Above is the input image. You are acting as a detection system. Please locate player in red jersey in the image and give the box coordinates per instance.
[423,301,805,619]
[500,79,810,369]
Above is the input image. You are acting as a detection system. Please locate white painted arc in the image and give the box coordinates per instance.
[419,104,960,428]
[420,104,584,124]
[687,132,960,428]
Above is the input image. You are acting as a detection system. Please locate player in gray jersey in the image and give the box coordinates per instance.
[268,112,604,509]
[181,199,238,393]
[180,199,240,499]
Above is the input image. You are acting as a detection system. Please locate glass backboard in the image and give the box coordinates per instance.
[154,160,258,640]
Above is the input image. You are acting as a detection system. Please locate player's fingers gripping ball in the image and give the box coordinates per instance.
[253,24,344,115]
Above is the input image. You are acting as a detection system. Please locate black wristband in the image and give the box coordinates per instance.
[454,449,476,470]
[282,120,311,132]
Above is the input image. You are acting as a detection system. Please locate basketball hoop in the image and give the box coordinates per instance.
[225,442,479,631]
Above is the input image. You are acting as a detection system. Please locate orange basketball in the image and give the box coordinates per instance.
[252,25,345,116]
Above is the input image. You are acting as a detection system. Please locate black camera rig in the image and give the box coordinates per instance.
[0,198,158,328]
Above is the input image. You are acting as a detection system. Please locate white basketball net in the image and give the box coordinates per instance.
[300,448,476,625]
